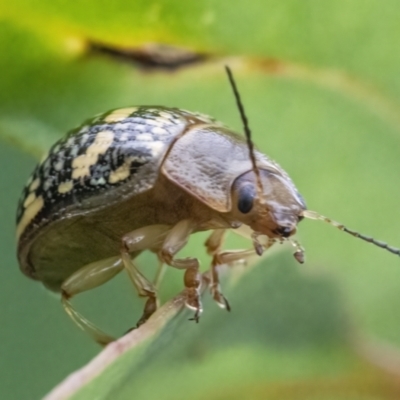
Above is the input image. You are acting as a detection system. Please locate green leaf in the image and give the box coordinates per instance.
[47,256,400,400]
[1,1,400,399]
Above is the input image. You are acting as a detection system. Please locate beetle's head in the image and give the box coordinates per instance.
[231,169,306,240]
[225,65,400,261]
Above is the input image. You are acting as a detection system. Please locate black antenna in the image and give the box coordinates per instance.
[225,66,264,196]
[303,210,400,256]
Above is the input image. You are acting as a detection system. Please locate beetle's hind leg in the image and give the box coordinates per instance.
[61,256,124,345]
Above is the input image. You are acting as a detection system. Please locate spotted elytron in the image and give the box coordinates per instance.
[16,67,400,345]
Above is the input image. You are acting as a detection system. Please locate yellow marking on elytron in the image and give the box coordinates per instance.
[108,157,133,184]
[156,116,171,127]
[104,107,138,123]
[72,130,114,181]
[136,133,153,141]
[159,111,173,120]
[16,196,44,239]
[23,192,36,208]
[58,180,74,194]
[29,178,40,192]
[156,117,173,126]
[146,118,164,127]
[151,126,168,135]
[147,141,164,157]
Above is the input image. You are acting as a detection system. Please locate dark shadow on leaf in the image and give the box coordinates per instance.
[87,41,209,71]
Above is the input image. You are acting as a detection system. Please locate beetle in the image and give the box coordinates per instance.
[16,67,400,345]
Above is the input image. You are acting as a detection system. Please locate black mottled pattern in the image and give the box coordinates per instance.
[16,106,205,237]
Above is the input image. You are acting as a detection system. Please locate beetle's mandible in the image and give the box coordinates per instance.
[16,67,400,345]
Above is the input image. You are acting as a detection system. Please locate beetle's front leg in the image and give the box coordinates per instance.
[168,257,202,322]
[205,230,276,310]
[158,219,203,321]
[210,248,255,310]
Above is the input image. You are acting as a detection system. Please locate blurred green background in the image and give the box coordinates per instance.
[1,1,400,399]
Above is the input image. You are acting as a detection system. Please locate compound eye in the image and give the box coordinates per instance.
[237,185,255,214]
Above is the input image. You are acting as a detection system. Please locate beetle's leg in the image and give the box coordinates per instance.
[121,224,171,327]
[121,253,158,327]
[158,219,202,322]
[205,231,276,310]
[205,229,226,255]
[167,257,202,322]
[153,258,167,289]
[61,256,124,345]
[122,224,171,288]
[123,225,171,253]
[204,229,232,309]
[211,249,255,310]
